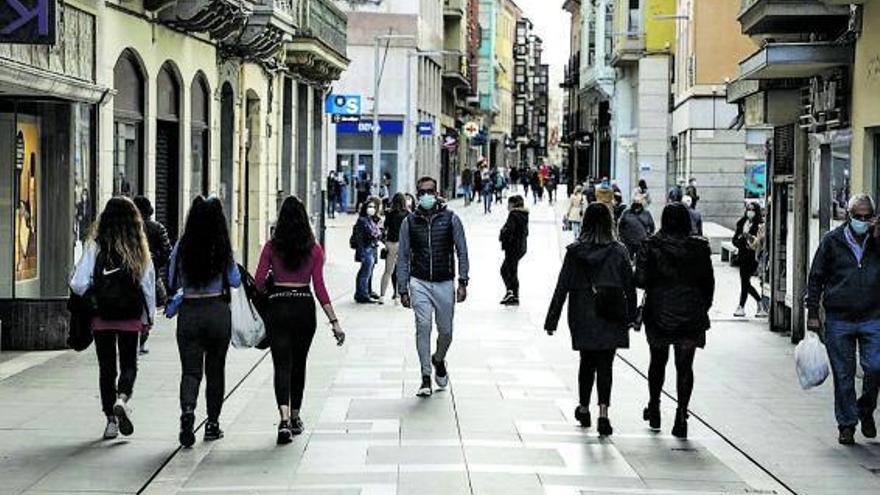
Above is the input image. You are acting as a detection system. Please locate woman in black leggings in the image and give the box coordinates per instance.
[733,203,766,318]
[545,203,637,436]
[255,196,345,444]
[636,203,715,438]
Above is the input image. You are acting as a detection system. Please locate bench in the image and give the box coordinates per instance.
[721,241,738,265]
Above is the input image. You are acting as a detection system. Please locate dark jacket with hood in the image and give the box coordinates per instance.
[500,208,529,255]
[545,241,636,351]
[636,234,715,346]
[733,215,761,269]
[618,207,654,255]
[806,224,880,322]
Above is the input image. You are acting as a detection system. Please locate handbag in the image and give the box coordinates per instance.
[380,247,388,260]
[590,250,628,322]
[67,291,95,351]
[224,265,267,349]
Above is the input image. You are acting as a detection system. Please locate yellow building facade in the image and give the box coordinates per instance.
[851,0,880,196]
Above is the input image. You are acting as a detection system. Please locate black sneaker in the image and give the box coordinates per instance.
[291,417,305,435]
[839,426,856,445]
[432,356,449,389]
[179,412,195,448]
[113,398,134,436]
[506,296,520,306]
[574,406,591,428]
[862,416,877,439]
[500,291,515,305]
[370,293,381,300]
[277,420,293,445]
[597,417,614,436]
[416,375,432,397]
[204,421,224,441]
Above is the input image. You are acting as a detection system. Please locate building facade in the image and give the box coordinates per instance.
[330,0,444,201]
[512,19,549,168]
[0,0,348,349]
[670,0,756,228]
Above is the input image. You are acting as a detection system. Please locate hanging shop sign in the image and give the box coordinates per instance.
[0,0,55,44]
[325,94,361,115]
[463,121,479,139]
[417,121,434,136]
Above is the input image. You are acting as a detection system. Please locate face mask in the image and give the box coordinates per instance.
[419,194,437,210]
[851,218,870,235]
[746,211,755,220]
[366,207,376,217]
[633,204,642,211]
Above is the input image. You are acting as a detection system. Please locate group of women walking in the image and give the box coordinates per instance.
[70,194,344,446]
[545,201,715,438]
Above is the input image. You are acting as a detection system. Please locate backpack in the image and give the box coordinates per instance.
[349,222,359,250]
[92,251,145,320]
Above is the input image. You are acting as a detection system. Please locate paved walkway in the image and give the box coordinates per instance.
[0,195,878,494]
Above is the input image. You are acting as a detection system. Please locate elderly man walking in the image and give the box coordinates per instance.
[806,193,880,445]
[398,176,470,397]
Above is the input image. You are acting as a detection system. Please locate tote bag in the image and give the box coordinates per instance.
[230,285,266,349]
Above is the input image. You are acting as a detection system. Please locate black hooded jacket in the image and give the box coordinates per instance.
[545,241,636,351]
[500,208,529,255]
[636,234,715,345]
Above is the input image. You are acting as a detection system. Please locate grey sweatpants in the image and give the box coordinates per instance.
[410,278,455,377]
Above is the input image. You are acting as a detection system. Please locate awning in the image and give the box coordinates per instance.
[739,42,853,80]
[0,57,109,104]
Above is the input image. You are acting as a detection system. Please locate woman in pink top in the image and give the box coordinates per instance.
[255,196,345,444]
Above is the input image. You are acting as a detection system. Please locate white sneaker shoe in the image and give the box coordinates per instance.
[733,306,746,317]
[103,418,119,439]
[756,306,769,318]
[113,398,134,436]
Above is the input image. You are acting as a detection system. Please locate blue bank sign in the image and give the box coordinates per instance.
[325,94,361,116]
[417,121,434,136]
[336,120,404,135]
[0,0,55,44]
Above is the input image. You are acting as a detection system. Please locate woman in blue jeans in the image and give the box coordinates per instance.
[354,199,381,303]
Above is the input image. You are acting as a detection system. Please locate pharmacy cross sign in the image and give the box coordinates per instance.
[0,0,55,44]
[463,121,480,139]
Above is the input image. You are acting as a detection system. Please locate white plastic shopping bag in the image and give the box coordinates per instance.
[794,332,830,390]
[229,286,266,349]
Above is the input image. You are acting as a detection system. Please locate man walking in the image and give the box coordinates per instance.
[398,176,470,397]
[806,194,880,445]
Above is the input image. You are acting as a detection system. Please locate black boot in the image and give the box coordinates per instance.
[574,406,591,428]
[643,403,661,430]
[179,412,195,448]
[597,417,613,436]
[671,408,689,439]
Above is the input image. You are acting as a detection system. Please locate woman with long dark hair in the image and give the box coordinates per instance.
[380,193,408,301]
[353,198,381,303]
[545,203,636,436]
[255,196,345,444]
[636,203,714,438]
[70,197,156,439]
[733,202,767,317]
[168,196,241,448]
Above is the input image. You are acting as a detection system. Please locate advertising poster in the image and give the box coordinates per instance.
[14,118,39,282]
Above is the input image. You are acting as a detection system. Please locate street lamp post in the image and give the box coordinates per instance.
[373,34,416,196]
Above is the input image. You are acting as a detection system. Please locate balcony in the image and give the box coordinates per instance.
[610,34,643,67]
[442,54,470,90]
[238,0,298,60]
[739,41,853,80]
[444,0,464,18]
[286,0,349,83]
[159,0,253,45]
[738,0,850,36]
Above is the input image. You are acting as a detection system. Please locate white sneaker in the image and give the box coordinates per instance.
[733,306,746,317]
[756,306,769,318]
[103,418,119,440]
[113,398,134,436]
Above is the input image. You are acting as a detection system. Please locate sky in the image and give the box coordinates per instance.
[516,0,571,97]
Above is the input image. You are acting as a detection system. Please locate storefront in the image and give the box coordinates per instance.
[333,119,402,210]
[0,4,101,349]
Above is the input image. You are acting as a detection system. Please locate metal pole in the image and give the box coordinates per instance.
[404,51,412,193]
[372,37,381,197]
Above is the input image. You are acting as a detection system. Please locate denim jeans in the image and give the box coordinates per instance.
[355,246,375,301]
[824,317,880,428]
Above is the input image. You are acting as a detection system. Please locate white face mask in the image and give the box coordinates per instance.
[366,207,376,216]
[746,210,755,220]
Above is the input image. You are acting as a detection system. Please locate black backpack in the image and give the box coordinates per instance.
[92,252,145,320]
[349,222,359,250]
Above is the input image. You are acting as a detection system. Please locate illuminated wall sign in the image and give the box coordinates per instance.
[0,0,55,44]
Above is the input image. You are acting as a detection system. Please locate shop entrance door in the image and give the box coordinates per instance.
[155,120,180,241]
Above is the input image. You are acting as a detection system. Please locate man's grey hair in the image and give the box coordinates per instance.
[847,193,875,213]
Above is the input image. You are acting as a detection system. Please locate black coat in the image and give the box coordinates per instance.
[635,234,715,347]
[806,225,880,322]
[500,208,529,255]
[618,208,654,255]
[545,241,636,351]
[733,216,760,269]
